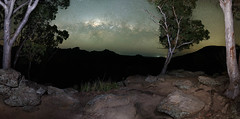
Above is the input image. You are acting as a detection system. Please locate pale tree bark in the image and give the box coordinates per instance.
[156,6,193,75]
[220,0,240,99]
[160,49,173,75]
[0,0,39,69]
[146,5,195,75]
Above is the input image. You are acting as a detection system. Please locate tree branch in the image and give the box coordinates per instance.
[8,0,16,19]
[158,5,169,32]
[0,1,7,9]
[10,0,39,46]
[219,0,225,10]
[28,0,39,11]
[172,6,182,48]
[144,9,162,21]
[144,9,161,26]
[13,1,29,14]
[176,40,194,49]
[157,5,172,50]
[0,1,9,17]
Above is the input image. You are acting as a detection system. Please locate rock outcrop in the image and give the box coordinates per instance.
[0,69,47,107]
[157,90,205,118]
[0,69,21,87]
[198,76,222,86]
[0,69,233,119]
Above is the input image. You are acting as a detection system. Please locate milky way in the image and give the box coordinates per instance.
[52,0,240,57]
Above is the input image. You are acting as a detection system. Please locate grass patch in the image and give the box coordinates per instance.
[77,80,119,92]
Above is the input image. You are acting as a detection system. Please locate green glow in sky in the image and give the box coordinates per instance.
[52,0,240,57]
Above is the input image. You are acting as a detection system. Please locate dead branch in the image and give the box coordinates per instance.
[13,1,29,14]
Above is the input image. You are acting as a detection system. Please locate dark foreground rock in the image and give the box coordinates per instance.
[0,69,237,119]
[157,90,205,118]
[0,69,21,88]
[81,70,233,119]
[84,91,164,119]
[0,69,47,107]
[85,94,136,119]
[4,79,47,107]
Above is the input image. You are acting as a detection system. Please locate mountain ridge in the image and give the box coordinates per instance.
[24,45,229,88]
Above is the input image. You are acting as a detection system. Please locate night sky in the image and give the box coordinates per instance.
[52,0,240,57]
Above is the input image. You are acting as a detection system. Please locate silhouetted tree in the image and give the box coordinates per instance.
[17,25,69,79]
[0,0,69,70]
[148,0,210,75]
[12,0,69,78]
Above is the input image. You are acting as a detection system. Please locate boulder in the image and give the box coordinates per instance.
[124,75,146,85]
[0,84,11,96]
[4,86,41,106]
[0,69,21,87]
[4,79,47,107]
[145,75,158,83]
[46,86,79,110]
[198,76,222,86]
[85,94,136,119]
[168,70,204,78]
[47,86,78,95]
[157,90,205,119]
[48,86,65,95]
[19,79,47,95]
[174,80,193,90]
[84,90,167,119]
[85,94,131,112]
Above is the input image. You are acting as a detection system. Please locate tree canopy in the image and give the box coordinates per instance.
[147,0,210,75]
[155,0,210,51]
[0,0,69,71]
[12,0,70,77]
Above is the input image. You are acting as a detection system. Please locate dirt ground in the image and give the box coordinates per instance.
[0,71,240,119]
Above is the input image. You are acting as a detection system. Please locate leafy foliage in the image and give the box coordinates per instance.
[146,0,210,74]
[22,40,46,64]
[13,0,69,67]
[20,24,69,64]
[155,0,197,18]
[14,0,69,24]
[233,0,240,20]
[155,0,210,51]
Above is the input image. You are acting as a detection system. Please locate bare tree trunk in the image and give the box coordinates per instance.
[147,5,196,76]
[3,42,12,69]
[239,53,240,70]
[0,0,39,69]
[220,0,240,99]
[160,50,173,75]
[2,12,12,69]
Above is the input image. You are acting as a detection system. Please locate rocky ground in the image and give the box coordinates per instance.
[0,69,240,119]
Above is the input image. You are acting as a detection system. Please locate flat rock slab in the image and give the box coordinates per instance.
[198,76,222,86]
[157,90,205,119]
[174,80,193,90]
[84,94,136,119]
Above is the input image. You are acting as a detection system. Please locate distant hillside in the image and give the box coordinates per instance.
[1,45,228,88]
[21,46,228,88]
[30,47,165,87]
[169,46,227,74]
